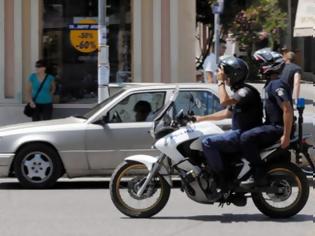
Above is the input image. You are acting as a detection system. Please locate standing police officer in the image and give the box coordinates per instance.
[195,56,263,197]
[240,48,294,186]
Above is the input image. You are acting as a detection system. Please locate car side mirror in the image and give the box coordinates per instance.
[94,113,109,125]
[102,113,110,123]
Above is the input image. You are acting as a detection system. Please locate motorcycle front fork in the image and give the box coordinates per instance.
[136,154,166,197]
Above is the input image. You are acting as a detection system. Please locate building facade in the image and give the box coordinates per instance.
[0,0,313,126]
[288,0,315,80]
[0,0,196,125]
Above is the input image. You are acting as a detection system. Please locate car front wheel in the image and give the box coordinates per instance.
[14,143,64,188]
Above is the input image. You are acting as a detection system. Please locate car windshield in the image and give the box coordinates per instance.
[83,89,126,119]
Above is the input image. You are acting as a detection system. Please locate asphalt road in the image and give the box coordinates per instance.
[0,178,314,236]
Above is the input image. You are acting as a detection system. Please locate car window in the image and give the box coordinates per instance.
[108,92,166,123]
[84,89,125,119]
[174,90,223,116]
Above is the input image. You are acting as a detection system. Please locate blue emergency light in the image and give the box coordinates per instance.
[296,98,305,109]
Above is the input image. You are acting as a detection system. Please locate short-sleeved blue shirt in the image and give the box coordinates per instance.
[264,79,292,126]
[228,84,263,131]
[28,73,55,104]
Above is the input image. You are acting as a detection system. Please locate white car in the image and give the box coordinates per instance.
[0,84,230,188]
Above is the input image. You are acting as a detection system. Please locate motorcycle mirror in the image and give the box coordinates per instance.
[102,113,109,123]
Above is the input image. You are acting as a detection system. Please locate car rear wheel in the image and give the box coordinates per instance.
[14,143,64,188]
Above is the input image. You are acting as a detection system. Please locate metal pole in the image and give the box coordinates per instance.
[212,0,224,64]
[214,13,220,64]
[98,0,110,103]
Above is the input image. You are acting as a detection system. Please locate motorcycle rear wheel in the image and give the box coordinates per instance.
[110,161,171,218]
[252,163,309,218]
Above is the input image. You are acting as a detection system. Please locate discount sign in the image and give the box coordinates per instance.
[69,19,98,53]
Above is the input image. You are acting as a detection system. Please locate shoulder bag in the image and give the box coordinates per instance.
[24,74,49,117]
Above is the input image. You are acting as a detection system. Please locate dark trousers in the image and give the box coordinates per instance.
[32,103,53,121]
[240,125,283,168]
[202,129,241,173]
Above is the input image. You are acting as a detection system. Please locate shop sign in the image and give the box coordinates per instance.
[69,19,98,53]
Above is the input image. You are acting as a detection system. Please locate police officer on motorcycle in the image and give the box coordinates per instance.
[195,56,263,196]
[240,48,294,186]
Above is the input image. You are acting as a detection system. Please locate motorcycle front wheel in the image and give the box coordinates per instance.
[110,161,171,218]
[252,163,309,218]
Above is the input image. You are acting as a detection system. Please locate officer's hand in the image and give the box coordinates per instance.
[217,68,226,82]
[194,116,202,122]
[280,135,290,149]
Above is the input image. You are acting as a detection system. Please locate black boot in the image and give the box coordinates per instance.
[206,177,222,202]
[229,193,247,207]
[216,171,229,194]
[206,171,230,201]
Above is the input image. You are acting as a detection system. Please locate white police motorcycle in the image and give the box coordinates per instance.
[110,88,310,219]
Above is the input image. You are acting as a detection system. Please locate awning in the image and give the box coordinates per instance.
[294,0,315,37]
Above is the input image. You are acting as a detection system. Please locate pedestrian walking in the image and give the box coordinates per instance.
[280,50,302,101]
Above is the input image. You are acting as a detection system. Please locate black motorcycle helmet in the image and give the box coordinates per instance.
[218,56,249,89]
[252,48,285,75]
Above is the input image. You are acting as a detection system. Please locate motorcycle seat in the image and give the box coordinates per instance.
[261,137,298,152]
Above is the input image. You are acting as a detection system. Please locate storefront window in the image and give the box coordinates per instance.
[42,0,131,104]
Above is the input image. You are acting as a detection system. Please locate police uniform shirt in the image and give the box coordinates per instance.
[264,79,292,126]
[228,84,263,131]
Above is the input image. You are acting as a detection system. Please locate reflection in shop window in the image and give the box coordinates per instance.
[42,0,131,104]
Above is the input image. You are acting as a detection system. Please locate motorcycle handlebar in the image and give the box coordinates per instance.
[186,115,196,123]
[175,114,196,127]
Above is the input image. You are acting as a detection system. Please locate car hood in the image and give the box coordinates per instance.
[0,117,86,135]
